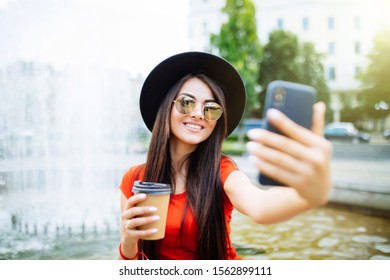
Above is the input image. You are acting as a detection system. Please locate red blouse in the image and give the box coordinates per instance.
[119,155,240,260]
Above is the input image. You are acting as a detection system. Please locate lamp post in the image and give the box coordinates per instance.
[374,100,389,131]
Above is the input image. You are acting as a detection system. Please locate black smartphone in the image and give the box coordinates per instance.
[258,80,317,186]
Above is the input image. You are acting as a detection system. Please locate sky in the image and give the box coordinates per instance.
[0,0,190,75]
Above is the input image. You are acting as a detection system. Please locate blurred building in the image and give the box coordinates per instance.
[188,0,390,122]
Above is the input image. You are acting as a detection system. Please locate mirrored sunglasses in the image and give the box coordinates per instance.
[173,95,223,121]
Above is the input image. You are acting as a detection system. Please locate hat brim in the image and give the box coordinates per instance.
[140,52,246,136]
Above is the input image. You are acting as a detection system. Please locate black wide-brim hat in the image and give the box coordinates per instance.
[140,51,246,136]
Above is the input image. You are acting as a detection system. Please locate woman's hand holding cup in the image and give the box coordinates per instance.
[121,193,160,244]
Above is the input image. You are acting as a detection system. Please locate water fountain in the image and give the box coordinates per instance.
[0,61,148,259]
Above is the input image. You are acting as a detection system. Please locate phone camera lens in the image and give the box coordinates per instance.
[273,88,286,104]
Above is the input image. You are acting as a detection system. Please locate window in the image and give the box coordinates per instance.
[328,42,335,55]
[302,17,309,31]
[277,18,284,29]
[355,41,361,54]
[328,17,335,30]
[354,16,360,29]
[328,67,336,80]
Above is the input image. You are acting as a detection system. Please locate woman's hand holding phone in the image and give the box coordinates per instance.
[247,101,333,207]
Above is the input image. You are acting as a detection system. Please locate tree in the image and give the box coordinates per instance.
[210,0,262,118]
[258,30,300,116]
[297,42,332,121]
[259,30,300,86]
[359,27,390,125]
[338,89,365,128]
[258,30,331,119]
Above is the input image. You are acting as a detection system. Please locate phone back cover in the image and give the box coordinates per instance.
[263,80,316,133]
[259,80,316,186]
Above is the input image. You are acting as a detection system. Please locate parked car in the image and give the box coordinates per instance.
[241,119,264,134]
[324,122,370,143]
[384,130,390,142]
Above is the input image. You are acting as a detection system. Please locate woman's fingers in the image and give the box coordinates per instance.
[121,193,160,239]
[124,214,160,240]
[247,139,323,188]
[125,193,146,210]
[311,102,326,136]
[248,151,309,187]
[264,102,327,147]
[125,227,159,240]
[247,103,333,204]
[248,129,308,160]
[247,141,308,174]
[124,213,159,229]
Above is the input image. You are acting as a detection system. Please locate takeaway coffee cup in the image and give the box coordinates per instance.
[132,181,172,240]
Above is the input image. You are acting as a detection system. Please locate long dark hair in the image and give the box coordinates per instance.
[140,73,230,259]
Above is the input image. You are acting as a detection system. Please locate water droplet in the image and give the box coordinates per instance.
[352,235,387,243]
[374,244,390,253]
[318,237,339,247]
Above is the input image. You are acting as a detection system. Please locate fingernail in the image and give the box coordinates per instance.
[267,108,281,120]
[151,215,160,221]
[138,193,146,199]
[149,228,158,233]
[248,155,261,165]
[149,206,157,212]
[246,141,258,153]
[247,129,262,140]
[316,101,326,113]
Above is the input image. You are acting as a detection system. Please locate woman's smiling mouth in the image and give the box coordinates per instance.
[184,122,203,131]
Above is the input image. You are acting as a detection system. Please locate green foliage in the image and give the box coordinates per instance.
[338,90,364,127]
[297,42,332,121]
[258,30,331,119]
[259,30,300,87]
[358,28,390,119]
[340,107,365,129]
[210,0,262,118]
[210,3,331,121]
[222,138,246,155]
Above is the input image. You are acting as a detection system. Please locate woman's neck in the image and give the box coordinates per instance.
[169,139,196,194]
[169,138,196,164]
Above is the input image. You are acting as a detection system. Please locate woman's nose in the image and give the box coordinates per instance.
[190,103,204,119]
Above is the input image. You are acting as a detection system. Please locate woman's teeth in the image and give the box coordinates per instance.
[185,123,202,130]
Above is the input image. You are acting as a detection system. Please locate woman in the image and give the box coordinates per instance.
[119,52,332,260]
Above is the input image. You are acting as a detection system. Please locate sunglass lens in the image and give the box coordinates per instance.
[204,103,223,121]
[176,96,195,114]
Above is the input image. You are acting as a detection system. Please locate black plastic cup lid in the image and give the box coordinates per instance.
[132,181,172,195]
